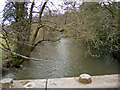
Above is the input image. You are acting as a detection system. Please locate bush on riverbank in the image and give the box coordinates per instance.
[42,2,120,60]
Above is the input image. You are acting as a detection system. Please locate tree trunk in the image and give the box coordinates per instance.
[12,0,48,67]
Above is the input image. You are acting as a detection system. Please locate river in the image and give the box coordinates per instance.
[3,38,118,80]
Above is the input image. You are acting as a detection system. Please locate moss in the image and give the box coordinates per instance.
[12,58,24,67]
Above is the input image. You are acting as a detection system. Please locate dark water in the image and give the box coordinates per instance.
[3,38,118,79]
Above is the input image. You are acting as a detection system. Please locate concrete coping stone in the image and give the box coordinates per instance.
[1,74,118,88]
[0,78,13,88]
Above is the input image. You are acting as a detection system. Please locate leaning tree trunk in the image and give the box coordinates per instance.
[12,0,48,67]
[11,1,35,67]
[26,0,48,56]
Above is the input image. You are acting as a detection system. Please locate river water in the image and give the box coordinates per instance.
[3,38,118,79]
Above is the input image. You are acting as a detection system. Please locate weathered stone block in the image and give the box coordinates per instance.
[0,78,13,88]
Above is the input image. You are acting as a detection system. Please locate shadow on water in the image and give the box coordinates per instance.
[3,38,118,79]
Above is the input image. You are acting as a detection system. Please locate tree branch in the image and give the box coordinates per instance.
[2,33,11,51]
[0,45,42,61]
[11,52,42,61]
[43,24,64,32]
[38,0,48,25]
[31,36,63,51]
[29,0,35,23]
[31,34,73,51]
[35,24,64,32]
[103,2,115,18]
[9,38,34,47]
[0,41,10,51]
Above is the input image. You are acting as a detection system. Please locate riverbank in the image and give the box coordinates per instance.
[1,74,119,88]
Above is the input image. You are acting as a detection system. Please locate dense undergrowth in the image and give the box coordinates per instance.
[41,2,120,61]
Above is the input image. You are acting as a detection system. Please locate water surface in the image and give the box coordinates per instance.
[3,38,118,79]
